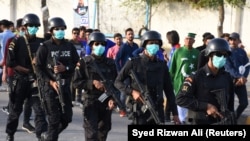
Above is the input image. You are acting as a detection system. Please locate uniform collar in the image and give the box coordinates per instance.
[51,38,67,45]
[141,54,157,62]
[91,54,106,62]
[203,64,224,77]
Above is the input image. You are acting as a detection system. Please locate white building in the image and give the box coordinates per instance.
[1,0,250,53]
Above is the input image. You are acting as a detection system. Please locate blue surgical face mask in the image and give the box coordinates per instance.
[212,55,226,69]
[54,30,65,39]
[146,44,159,56]
[19,31,25,36]
[27,26,38,35]
[93,45,105,56]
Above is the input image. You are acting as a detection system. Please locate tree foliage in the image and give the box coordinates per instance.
[123,0,245,8]
[122,0,246,36]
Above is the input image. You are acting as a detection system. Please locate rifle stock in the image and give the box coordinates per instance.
[101,80,126,113]
[85,57,126,115]
[130,70,164,125]
[53,56,66,113]
[211,89,236,125]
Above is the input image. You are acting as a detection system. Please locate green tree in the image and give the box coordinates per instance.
[123,0,246,36]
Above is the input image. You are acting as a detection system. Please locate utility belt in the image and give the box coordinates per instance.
[83,91,105,102]
[14,74,28,80]
[14,73,35,81]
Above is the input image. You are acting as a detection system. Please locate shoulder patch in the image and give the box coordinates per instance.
[182,85,189,92]
[181,77,193,92]
[8,41,15,50]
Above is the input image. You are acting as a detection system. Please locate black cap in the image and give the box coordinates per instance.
[229,32,240,40]
[204,34,215,41]
[16,18,23,28]
[202,32,211,38]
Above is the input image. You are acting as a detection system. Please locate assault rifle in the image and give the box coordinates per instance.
[129,70,164,125]
[87,58,126,115]
[24,35,48,114]
[211,89,236,125]
[53,55,66,113]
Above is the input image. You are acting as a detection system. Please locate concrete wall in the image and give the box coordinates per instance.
[0,0,250,53]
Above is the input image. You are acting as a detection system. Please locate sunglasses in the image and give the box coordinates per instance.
[93,42,105,46]
[28,24,39,27]
[229,38,237,41]
[73,32,79,35]
[54,27,65,31]
[147,41,160,45]
[214,52,228,57]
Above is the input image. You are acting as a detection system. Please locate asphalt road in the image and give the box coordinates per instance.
[0,89,130,141]
[0,82,250,141]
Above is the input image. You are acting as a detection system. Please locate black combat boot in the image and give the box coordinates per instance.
[22,122,35,133]
[6,135,14,141]
[41,132,48,141]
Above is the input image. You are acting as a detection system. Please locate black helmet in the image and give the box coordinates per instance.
[88,32,107,47]
[22,13,41,26]
[141,30,162,48]
[48,17,67,31]
[205,38,231,56]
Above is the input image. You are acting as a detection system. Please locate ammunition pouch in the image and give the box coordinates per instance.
[9,79,17,103]
[125,96,138,120]
[98,92,109,103]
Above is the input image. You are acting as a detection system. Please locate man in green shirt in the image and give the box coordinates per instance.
[169,33,199,124]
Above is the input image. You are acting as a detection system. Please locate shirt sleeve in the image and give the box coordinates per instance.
[114,59,133,95]
[163,66,178,116]
[176,76,208,112]
[115,45,124,71]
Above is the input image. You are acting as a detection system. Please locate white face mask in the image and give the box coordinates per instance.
[146,44,159,56]
[212,55,226,69]
[93,45,105,56]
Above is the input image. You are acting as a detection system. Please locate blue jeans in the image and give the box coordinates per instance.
[120,78,130,107]
[235,85,249,119]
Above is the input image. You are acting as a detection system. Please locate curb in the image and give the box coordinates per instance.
[238,115,250,125]
[246,116,250,124]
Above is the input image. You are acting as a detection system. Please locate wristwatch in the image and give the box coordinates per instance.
[66,66,69,71]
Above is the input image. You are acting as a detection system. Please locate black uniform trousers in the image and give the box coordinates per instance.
[5,76,34,135]
[32,94,48,138]
[23,95,33,124]
[43,82,73,141]
[5,76,48,138]
[83,99,112,141]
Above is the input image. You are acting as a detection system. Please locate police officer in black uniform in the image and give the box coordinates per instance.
[176,38,235,125]
[35,17,79,141]
[114,31,180,125]
[72,32,117,141]
[5,13,47,141]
